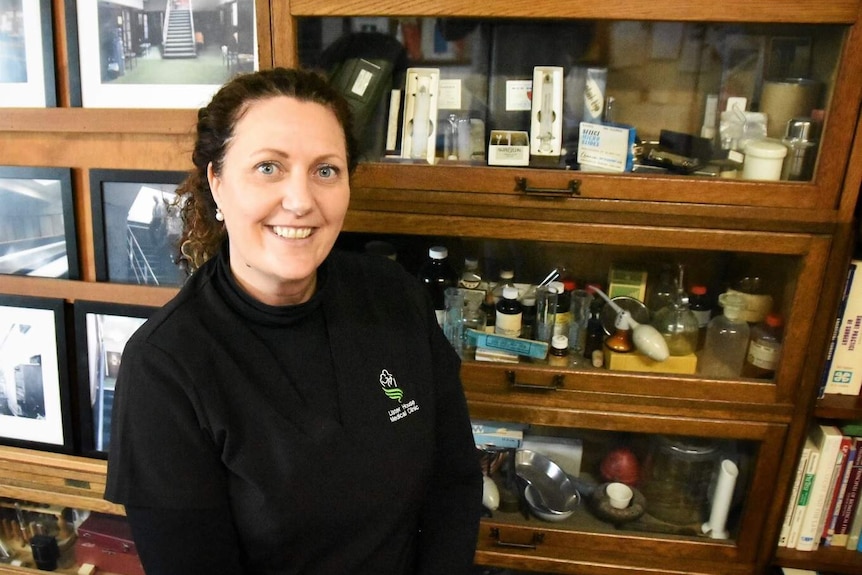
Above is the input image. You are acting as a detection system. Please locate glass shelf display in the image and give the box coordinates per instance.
[297,17,845,183]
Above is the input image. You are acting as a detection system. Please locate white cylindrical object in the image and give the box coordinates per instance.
[742,139,787,181]
[411,77,431,159]
[702,459,739,539]
[607,481,633,509]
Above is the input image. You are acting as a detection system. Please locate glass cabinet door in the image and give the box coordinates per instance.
[467,416,784,573]
[290,13,857,211]
[337,217,828,408]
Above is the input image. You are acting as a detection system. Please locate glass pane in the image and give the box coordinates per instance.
[474,423,757,543]
[337,232,796,383]
[298,17,846,182]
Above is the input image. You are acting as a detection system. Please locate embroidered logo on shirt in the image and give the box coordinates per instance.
[379,369,403,402]
[380,369,419,422]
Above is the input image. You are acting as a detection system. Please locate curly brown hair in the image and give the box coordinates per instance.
[176,67,358,273]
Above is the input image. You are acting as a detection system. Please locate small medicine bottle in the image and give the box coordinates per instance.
[495,286,523,337]
[417,246,458,326]
[688,284,713,350]
[549,335,570,367]
[492,268,516,303]
[459,257,483,290]
[742,313,783,379]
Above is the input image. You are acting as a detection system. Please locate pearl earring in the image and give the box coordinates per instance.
[215,207,224,222]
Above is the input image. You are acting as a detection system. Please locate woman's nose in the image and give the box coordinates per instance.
[280,173,313,216]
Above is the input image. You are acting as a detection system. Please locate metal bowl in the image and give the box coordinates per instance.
[524,484,576,522]
[515,449,580,514]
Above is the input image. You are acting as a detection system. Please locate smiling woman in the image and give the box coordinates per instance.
[103,67,483,575]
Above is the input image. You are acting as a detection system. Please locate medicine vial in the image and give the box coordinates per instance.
[742,313,783,379]
[495,286,523,337]
[417,246,458,326]
[549,335,570,367]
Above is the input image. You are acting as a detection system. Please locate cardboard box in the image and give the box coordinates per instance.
[472,420,527,449]
[604,349,698,374]
[607,265,648,301]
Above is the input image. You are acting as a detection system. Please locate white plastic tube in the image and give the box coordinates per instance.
[703,459,739,539]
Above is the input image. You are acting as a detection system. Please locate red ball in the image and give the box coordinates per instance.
[600,447,640,485]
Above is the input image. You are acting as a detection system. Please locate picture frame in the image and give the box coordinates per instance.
[0,0,57,107]
[73,300,155,458]
[0,166,79,280]
[69,0,259,108]
[89,168,188,287]
[0,295,73,453]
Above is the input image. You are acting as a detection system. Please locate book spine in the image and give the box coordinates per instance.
[848,491,862,550]
[834,439,862,547]
[788,445,820,549]
[818,262,856,398]
[823,261,862,396]
[822,436,852,546]
[796,426,843,551]
[779,444,812,547]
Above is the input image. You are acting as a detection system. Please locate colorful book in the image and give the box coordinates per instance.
[818,261,856,398]
[834,438,862,547]
[787,437,820,549]
[822,260,862,396]
[779,440,813,547]
[820,434,852,546]
[847,488,862,550]
[795,424,844,551]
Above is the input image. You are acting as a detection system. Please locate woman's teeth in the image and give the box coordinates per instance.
[272,226,312,239]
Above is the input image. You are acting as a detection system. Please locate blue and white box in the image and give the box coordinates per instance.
[577,121,636,173]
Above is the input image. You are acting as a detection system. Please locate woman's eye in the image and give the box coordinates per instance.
[257,163,277,175]
[317,165,338,179]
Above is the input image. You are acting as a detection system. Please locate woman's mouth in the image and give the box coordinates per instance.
[271,226,313,239]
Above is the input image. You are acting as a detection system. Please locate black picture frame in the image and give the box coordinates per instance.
[0,295,72,453]
[89,168,187,287]
[0,0,57,107]
[0,166,79,279]
[69,0,259,108]
[73,300,155,458]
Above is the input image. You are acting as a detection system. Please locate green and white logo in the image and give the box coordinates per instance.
[379,369,403,403]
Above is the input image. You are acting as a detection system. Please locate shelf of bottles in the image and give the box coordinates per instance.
[337,230,811,404]
[296,16,848,201]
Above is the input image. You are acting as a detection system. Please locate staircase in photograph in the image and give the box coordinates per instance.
[162,6,197,59]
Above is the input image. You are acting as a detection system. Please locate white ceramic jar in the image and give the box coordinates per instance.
[742,139,788,181]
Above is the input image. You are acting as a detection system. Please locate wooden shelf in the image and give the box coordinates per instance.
[815,394,862,420]
[775,545,862,574]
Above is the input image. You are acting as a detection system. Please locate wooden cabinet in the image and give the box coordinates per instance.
[2,1,862,573]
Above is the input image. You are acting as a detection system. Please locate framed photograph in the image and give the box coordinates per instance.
[0,0,57,107]
[0,166,79,279]
[74,300,154,458]
[70,0,259,108]
[90,169,188,287]
[0,295,72,452]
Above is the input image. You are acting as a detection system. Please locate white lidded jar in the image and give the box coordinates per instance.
[742,139,788,181]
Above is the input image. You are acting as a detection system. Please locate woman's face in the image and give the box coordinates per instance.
[208,96,350,306]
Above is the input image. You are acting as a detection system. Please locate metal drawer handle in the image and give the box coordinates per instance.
[515,177,581,197]
[490,527,545,549]
[506,370,563,391]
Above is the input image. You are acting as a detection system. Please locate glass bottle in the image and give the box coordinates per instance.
[495,286,523,337]
[460,298,487,355]
[647,263,676,318]
[491,268,516,303]
[697,293,751,378]
[742,312,783,379]
[417,246,458,327]
[548,335,570,367]
[689,284,714,350]
[583,290,606,360]
[652,265,699,356]
[459,256,483,290]
[520,289,537,339]
[550,279,574,339]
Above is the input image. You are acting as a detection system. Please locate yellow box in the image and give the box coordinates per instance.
[607,265,648,301]
[604,349,698,374]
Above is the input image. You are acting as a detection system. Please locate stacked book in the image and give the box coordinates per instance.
[778,422,862,552]
[819,259,862,398]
